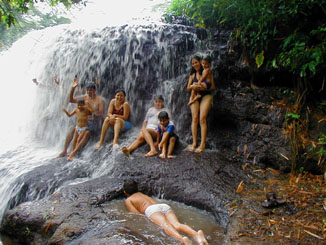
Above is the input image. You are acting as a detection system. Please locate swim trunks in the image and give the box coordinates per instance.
[87,119,102,134]
[122,120,132,132]
[203,81,212,90]
[145,204,172,218]
[75,126,88,135]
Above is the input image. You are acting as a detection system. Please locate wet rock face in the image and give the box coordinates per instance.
[0,151,248,244]
[0,22,292,243]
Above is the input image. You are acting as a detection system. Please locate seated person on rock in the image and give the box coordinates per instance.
[121,95,170,157]
[96,88,132,150]
[57,77,105,158]
[61,98,94,160]
[123,179,208,245]
[156,111,178,159]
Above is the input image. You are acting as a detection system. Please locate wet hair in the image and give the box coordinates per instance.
[154,95,164,102]
[77,97,85,104]
[202,56,212,64]
[158,111,169,120]
[123,180,138,195]
[86,82,96,90]
[190,55,203,75]
[115,88,126,96]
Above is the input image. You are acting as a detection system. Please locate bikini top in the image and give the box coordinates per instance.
[112,100,130,119]
[192,74,199,84]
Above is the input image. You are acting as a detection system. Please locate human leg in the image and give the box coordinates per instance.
[143,128,158,157]
[149,212,190,245]
[68,130,90,161]
[122,130,145,157]
[188,90,201,106]
[159,141,167,159]
[167,136,176,158]
[195,95,212,153]
[57,126,75,157]
[166,211,208,245]
[188,102,199,151]
[112,118,125,147]
[95,117,111,150]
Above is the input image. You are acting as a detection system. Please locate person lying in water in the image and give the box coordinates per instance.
[123,179,208,245]
[62,98,94,160]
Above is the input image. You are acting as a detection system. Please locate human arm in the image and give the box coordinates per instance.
[125,199,141,213]
[158,132,170,150]
[53,75,59,85]
[155,130,160,147]
[111,102,130,121]
[69,77,79,103]
[96,97,105,118]
[187,73,202,92]
[62,107,76,117]
[86,101,95,115]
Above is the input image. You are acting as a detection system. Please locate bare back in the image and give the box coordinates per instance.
[125,192,157,214]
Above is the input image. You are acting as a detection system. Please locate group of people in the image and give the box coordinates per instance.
[57,55,214,160]
[53,55,214,244]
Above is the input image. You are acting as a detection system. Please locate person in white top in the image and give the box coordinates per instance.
[122,95,171,157]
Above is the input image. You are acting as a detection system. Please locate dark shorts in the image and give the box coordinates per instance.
[168,132,179,145]
[87,119,103,135]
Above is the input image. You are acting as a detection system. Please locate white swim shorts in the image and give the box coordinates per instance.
[145,123,158,132]
[145,204,172,218]
[76,126,88,135]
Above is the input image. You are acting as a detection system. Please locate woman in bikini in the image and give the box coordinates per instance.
[187,56,215,153]
[95,89,132,149]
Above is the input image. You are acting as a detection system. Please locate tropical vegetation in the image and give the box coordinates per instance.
[167,0,326,173]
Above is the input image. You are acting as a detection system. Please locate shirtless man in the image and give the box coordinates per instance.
[57,77,105,158]
[123,180,208,245]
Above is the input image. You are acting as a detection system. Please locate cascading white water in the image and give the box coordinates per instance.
[0,0,211,229]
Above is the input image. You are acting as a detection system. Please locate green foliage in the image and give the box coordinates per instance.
[167,0,326,85]
[0,0,83,28]
[285,112,300,120]
[0,7,70,50]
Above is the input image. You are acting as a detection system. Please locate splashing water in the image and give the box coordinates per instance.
[0,2,212,239]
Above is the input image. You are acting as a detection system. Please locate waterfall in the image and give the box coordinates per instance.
[0,18,210,220]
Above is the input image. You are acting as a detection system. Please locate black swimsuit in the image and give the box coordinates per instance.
[192,74,211,97]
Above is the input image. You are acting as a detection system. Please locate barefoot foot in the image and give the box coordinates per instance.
[195,146,205,153]
[196,230,208,245]
[56,151,67,158]
[145,150,158,157]
[95,142,102,150]
[121,146,130,157]
[187,144,196,152]
[167,155,175,159]
[182,237,191,245]
[159,153,166,159]
[67,152,75,161]
[112,144,119,150]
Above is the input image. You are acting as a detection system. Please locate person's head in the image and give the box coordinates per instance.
[153,95,164,109]
[77,97,86,110]
[158,111,169,127]
[190,55,203,75]
[115,88,126,104]
[202,56,212,69]
[123,180,138,196]
[86,82,96,98]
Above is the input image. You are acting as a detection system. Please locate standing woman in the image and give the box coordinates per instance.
[96,89,131,149]
[187,56,215,152]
